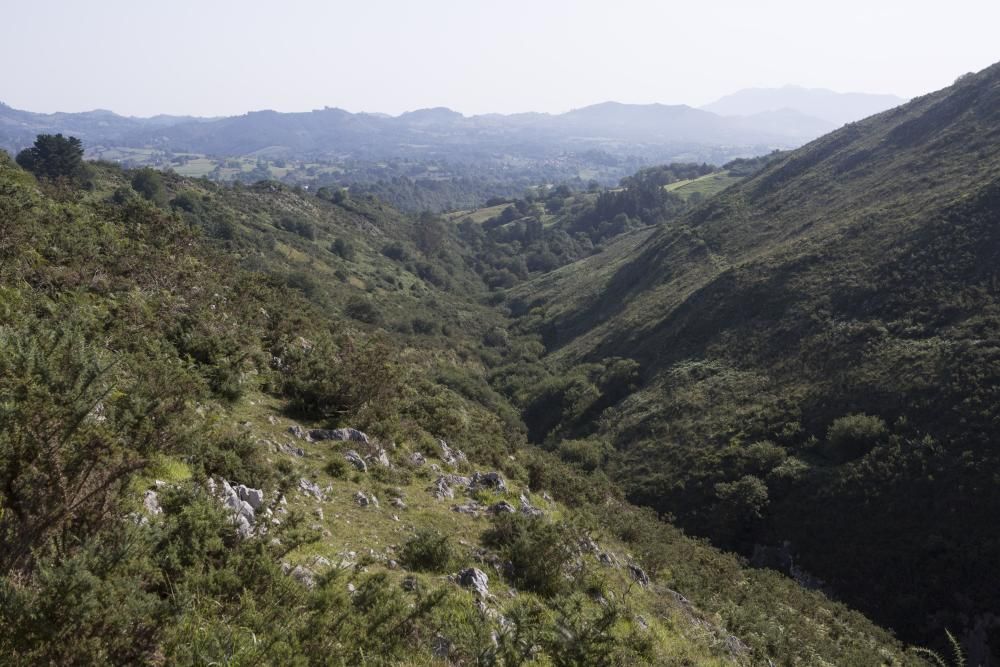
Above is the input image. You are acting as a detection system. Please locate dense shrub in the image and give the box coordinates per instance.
[824,413,888,461]
[400,529,454,572]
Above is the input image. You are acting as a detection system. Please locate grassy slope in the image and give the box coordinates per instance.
[512,61,1000,650]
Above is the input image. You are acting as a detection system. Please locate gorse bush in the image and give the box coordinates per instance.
[400,529,454,572]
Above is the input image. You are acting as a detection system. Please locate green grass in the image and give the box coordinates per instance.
[665,170,741,199]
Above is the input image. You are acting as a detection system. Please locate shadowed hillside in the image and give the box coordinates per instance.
[511,61,1000,658]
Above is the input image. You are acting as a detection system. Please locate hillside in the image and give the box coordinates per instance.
[702,85,907,126]
[0,147,921,664]
[511,61,1000,659]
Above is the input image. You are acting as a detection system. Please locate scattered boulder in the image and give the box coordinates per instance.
[345,450,368,472]
[457,567,490,598]
[367,447,391,468]
[452,501,483,516]
[519,493,543,517]
[288,424,308,440]
[280,442,305,457]
[143,490,162,515]
[310,427,370,444]
[429,474,471,500]
[598,552,620,568]
[290,565,316,589]
[402,575,418,592]
[299,478,325,500]
[439,439,467,467]
[408,452,426,467]
[391,497,407,509]
[628,564,650,587]
[236,484,265,511]
[354,490,379,507]
[471,471,507,493]
[489,501,517,515]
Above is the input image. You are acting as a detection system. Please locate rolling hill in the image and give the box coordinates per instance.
[702,85,907,126]
[512,60,1000,660]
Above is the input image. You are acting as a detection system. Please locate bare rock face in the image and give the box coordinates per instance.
[457,567,490,598]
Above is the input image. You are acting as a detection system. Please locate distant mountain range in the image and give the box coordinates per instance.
[0,86,905,165]
[702,85,907,127]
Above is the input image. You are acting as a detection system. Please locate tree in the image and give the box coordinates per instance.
[15,134,85,181]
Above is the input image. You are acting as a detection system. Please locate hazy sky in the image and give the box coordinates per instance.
[3,0,999,117]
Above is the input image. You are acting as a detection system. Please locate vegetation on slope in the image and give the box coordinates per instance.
[508,61,1000,659]
[0,141,918,664]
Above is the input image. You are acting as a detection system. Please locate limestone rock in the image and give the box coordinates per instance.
[143,489,162,515]
[345,450,368,472]
[471,471,507,493]
[457,567,490,598]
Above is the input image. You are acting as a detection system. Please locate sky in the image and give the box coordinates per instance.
[3,0,999,118]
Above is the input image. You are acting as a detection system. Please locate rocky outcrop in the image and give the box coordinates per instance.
[235,484,264,511]
[345,450,368,472]
[429,474,472,500]
[519,493,543,517]
[143,489,162,515]
[489,501,516,514]
[457,567,490,598]
[439,439,467,468]
[298,478,325,500]
[628,564,650,587]
[354,490,378,507]
[408,452,426,467]
[287,424,371,444]
[470,471,506,493]
[309,427,370,444]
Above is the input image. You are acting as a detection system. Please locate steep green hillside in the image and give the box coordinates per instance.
[0,148,918,664]
[511,62,1000,656]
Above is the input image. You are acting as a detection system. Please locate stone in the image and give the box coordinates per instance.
[628,564,650,587]
[280,442,305,457]
[345,450,368,472]
[519,493,543,517]
[309,427,370,444]
[290,565,316,589]
[314,507,324,521]
[236,484,265,511]
[391,497,407,509]
[439,439,467,467]
[299,478,324,500]
[471,471,507,493]
[452,501,483,516]
[367,447,391,468]
[288,424,309,440]
[267,415,279,425]
[598,552,620,568]
[489,501,517,514]
[312,556,332,568]
[401,575,418,592]
[143,489,162,515]
[457,567,490,598]
[408,451,426,467]
[354,490,378,507]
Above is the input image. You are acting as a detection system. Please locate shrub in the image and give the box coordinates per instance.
[400,529,454,573]
[344,296,382,324]
[824,414,888,461]
[131,167,168,205]
[325,457,349,479]
[483,513,575,596]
